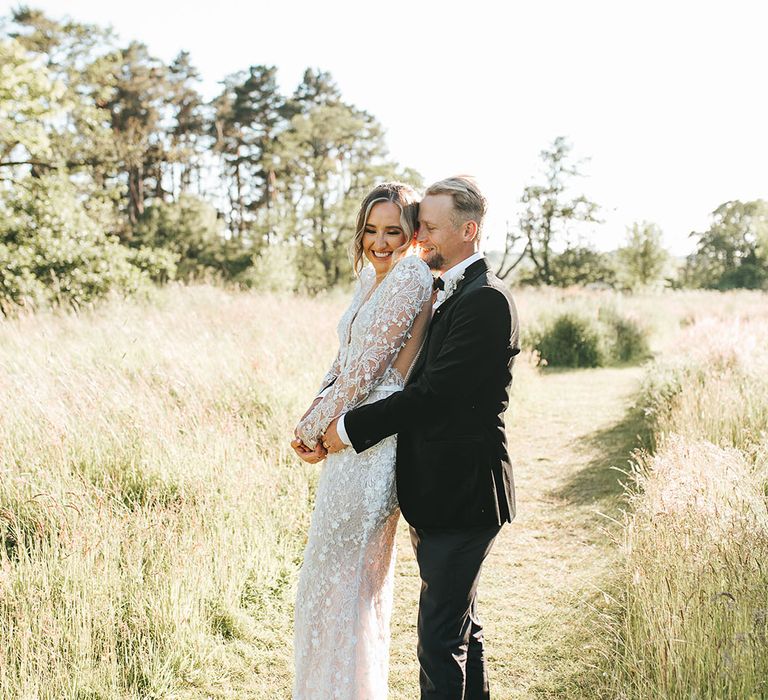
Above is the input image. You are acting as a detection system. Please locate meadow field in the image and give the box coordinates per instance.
[1,285,767,699]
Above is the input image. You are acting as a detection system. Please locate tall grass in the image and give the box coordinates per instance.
[605,318,768,699]
[0,285,347,698]
[0,282,547,699]
[1,283,765,697]
[513,286,768,353]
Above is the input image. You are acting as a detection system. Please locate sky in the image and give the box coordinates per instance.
[2,0,767,255]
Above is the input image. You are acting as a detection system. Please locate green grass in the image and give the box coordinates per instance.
[0,284,766,698]
[390,365,647,698]
[0,285,345,698]
[602,318,768,699]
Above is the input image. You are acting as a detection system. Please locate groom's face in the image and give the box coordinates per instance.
[416,194,463,272]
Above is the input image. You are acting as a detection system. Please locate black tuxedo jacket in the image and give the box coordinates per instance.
[344,258,520,529]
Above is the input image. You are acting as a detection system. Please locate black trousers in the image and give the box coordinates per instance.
[409,524,502,700]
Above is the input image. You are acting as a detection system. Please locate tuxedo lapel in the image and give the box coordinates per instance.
[407,259,490,383]
[430,258,490,326]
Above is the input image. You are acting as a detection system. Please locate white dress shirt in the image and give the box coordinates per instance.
[333,253,485,448]
[432,251,484,311]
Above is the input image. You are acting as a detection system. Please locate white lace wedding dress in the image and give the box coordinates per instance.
[293,255,433,700]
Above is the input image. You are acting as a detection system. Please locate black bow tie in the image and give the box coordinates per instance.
[433,276,445,291]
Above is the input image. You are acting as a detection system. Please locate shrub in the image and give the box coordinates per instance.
[528,306,652,367]
[133,195,252,280]
[599,307,651,363]
[549,245,617,288]
[531,312,605,367]
[0,174,147,314]
[125,246,179,284]
[236,244,298,293]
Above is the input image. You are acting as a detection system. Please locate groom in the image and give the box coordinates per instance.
[323,176,520,700]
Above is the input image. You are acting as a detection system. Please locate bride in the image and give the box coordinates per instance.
[291,182,434,699]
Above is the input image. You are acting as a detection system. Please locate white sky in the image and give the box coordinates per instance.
[3,0,767,255]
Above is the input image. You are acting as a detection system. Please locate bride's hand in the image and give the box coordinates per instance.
[295,395,324,439]
[291,437,327,464]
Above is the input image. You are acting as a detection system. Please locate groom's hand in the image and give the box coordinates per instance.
[291,438,327,464]
[321,418,346,454]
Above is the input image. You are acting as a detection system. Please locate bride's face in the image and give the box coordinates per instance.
[363,201,408,276]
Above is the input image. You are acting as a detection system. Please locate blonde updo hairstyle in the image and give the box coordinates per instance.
[351,182,420,275]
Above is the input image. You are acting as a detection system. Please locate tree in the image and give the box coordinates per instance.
[211,65,287,242]
[543,245,615,287]
[616,221,669,290]
[0,37,64,172]
[8,10,210,234]
[683,200,768,289]
[102,41,177,228]
[290,68,341,113]
[0,173,145,314]
[275,101,416,290]
[495,220,527,280]
[1,9,425,300]
[166,51,208,197]
[498,137,600,284]
[6,8,121,192]
[134,195,250,280]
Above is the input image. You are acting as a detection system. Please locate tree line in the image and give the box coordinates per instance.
[1,8,765,315]
[0,8,417,313]
[495,138,768,291]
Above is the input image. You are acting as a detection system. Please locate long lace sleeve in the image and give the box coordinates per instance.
[315,267,374,395]
[316,351,342,396]
[297,256,433,447]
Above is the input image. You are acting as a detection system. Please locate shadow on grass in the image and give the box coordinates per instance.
[538,366,586,376]
[552,400,652,508]
[529,394,653,697]
[539,360,650,376]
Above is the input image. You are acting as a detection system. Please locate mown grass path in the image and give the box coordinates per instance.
[388,366,646,699]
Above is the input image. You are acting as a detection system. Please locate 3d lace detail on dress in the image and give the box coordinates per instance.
[296,256,433,448]
[293,256,432,700]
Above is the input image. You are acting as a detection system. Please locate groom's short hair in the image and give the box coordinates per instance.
[425,176,487,241]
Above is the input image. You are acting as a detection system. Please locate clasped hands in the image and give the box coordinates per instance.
[291,417,346,464]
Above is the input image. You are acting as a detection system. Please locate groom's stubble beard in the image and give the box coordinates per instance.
[421,248,445,271]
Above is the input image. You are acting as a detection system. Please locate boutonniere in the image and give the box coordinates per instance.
[438,273,464,303]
